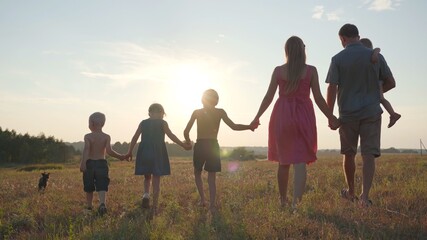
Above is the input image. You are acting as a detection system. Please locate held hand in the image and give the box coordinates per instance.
[183,140,192,151]
[250,119,260,131]
[120,154,127,161]
[124,153,133,161]
[328,116,341,130]
[80,164,86,173]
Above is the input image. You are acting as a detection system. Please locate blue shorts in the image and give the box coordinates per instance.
[83,159,110,192]
[193,139,221,172]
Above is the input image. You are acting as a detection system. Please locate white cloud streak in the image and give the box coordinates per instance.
[364,0,402,11]
[312,6,324,19]
[312,5,341,21]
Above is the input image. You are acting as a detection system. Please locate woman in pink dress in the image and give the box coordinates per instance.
[251,36,340,209]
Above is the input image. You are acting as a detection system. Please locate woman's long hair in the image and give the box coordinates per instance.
[284,36,306,95]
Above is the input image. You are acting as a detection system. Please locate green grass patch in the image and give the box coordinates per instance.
[17,164,64,172]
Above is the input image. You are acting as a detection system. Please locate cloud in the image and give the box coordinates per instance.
[326,12,341,21]
[312,6,341,21]
[365,0,401,11]
[312,6,324,19]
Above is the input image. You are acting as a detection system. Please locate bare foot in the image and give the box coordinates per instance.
[209,203,217,214]
[388,113,401,128]
[198,201,207,208]
[280,197,288,208]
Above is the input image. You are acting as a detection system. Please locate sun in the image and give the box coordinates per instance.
[169,63,216,112]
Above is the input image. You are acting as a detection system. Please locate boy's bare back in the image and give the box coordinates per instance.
[194,108,224,139]
[84,131,111,160]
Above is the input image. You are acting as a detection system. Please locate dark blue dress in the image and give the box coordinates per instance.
[135,119,171,176]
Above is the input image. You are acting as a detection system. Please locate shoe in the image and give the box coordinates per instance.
[340,189,358,202]
[142,197,150,209]
[388,113,401,128]
[98,203,107,216]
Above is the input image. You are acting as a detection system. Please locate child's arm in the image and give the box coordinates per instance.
[127,125,142,161]
[183,111,197,143]
[105,134,125,160]
[80,135,90,172]
[221,109,253,131]
[371,47,381,63]
[164,121,192,150]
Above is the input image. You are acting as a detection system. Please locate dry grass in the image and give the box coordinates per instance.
[0,154,426,239]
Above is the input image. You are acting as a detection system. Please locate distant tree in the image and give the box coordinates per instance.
[0,127,78,164]
[227,147,255,161]
[382,147,400,153]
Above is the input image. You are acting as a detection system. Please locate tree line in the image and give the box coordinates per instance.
[0,127,260,164]
[0,127,77,164]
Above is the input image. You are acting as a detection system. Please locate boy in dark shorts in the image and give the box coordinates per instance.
[79,112,126,215]
[184,89,256,212]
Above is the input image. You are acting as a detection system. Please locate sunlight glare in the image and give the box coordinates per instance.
[169,63,216,111]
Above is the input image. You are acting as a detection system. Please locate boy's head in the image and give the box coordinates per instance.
[89,112,106,130]
[360,38,373,49]
[202,89,219,107]
[148,103,165,118]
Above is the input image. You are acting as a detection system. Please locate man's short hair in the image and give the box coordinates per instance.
[339,24,359,38]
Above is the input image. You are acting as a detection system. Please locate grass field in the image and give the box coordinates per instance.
[0,154,426,239]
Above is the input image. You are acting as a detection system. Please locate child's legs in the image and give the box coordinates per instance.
[86,192,94,207]
[381,97,401,128]
[380,98,396,115]
[98,191,106,205]
[144,174,152,195]
[93,159,110,205]
[151,175,161,208]
[194,168,205,203]
[207,172,216,209]
[292,163,306,206]
[277,164,290,205]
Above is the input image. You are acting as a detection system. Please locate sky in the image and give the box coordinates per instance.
[1,0,426,149]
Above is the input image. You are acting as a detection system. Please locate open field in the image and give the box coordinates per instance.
[0,154,426,239]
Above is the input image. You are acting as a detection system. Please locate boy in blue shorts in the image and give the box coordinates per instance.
[79,112,126,215]
[184,89,256,212]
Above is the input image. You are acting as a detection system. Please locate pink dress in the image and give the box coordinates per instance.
[268,65,317,165]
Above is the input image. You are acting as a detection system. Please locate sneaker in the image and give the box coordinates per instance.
[142,196,150,209]
[98,203,107,216]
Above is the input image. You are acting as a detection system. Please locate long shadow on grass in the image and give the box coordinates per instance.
[307,209,427,239]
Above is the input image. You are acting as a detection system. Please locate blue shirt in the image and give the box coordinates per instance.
[325,42,389,122]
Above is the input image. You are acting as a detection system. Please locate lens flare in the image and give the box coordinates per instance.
[227,161,240,172]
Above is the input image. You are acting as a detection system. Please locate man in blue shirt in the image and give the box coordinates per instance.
[326,23,395,207]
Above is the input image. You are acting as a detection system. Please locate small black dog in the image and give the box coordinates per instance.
[38,172,50,191]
